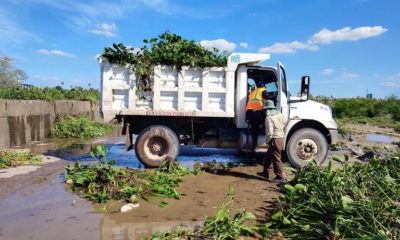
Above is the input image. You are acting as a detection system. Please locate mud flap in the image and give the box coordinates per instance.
[125,123,133,151]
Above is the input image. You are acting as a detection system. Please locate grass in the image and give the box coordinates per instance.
[65,145,200,204]
[51,115,112,138]
[0,150,42,168]
[0,86,99,101]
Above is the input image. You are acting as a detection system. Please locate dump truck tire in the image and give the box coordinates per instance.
[135,125,179,168]
[286,128,328,168]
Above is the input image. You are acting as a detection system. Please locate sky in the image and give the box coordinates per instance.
[0,0,399,98]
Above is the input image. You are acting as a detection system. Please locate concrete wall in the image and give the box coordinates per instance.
[0,100,100,149]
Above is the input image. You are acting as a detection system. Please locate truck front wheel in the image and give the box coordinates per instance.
[286,128,328,168]
[135,125,179,168]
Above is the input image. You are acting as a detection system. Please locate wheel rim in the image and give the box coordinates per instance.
[296,138,318,160]
[144,137,169,159]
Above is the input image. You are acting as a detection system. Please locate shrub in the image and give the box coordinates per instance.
[0,86,99,101]
[51,115,112,138]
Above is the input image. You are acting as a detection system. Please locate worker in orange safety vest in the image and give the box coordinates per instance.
[245,80,268,151]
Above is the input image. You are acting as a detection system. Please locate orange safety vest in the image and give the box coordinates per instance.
[246,87,266,111]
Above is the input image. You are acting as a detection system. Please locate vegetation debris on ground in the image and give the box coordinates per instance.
[265,154,400,239]
[51,115,112,138]
[0,150,42,168]
[64,145,200,204]
[146,153,400,240]
[148,188,262,240]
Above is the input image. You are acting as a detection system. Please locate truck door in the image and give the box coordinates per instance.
[277,62,289,120]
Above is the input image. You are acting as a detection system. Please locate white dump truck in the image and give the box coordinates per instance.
[99,53,338,168]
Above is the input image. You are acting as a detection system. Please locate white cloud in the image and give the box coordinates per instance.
[88,23,117,38]
[239,42,248,48]
[200,39,237,52]
[309,26,387,44]
[340,72,360,79]
[37,49,76,58]
[257,25,387,54]
[258,41,319,54]
[320,68,334,75]
[380,73,400,88]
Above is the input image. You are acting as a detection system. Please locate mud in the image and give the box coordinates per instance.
[100,164,280,239]
[0,156,67,200]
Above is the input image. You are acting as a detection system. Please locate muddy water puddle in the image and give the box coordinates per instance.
[44,136,244,168]
[0,173,101,240]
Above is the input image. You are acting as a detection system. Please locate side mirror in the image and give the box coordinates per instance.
[301,76,310,100]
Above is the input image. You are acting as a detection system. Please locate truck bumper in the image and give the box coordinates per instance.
[329,129,339,144]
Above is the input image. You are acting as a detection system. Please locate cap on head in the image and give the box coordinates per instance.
[263,100,276,109]
[256,80,264,87]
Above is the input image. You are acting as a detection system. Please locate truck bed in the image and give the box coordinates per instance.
[100,64,235,122]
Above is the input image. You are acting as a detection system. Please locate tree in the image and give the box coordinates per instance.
[0,56,27,87]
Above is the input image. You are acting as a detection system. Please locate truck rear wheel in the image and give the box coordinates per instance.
[286,128,328,168]
[135,125,179,168]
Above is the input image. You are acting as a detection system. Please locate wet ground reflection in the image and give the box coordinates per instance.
[44,136,244,168]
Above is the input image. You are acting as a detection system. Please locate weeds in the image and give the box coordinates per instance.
[51,115,112,138]
[0,150,42,168]
[0,86,99,101]
[265,154,400,239]
[65,145,199,204]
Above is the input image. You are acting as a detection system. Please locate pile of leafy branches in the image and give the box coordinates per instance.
[0,150,42,168]
[148,188,263,240]
[64,145,200,204]
[102,32,229,98]
[265,154,400,239]
[51,115,112,138]
[0,86,99,101]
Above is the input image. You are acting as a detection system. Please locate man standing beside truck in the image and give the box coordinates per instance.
[245,80,268,151]
[258,100,286,183]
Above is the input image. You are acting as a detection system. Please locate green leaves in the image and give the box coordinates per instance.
[0,86,99,101]
[65,149,200,205]
[51,115,112,138]
[266,154,400,239]
[102,32,230,99]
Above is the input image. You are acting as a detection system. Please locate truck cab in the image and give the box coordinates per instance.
[99,53,338,168]
[230,53,338,167]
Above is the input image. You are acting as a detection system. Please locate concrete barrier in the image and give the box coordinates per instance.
[0,100,100,149]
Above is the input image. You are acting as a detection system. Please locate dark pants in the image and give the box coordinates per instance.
[246,110,265,150]
[263,138,284,178]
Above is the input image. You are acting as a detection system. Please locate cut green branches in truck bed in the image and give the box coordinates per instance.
[102,32,229,98]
